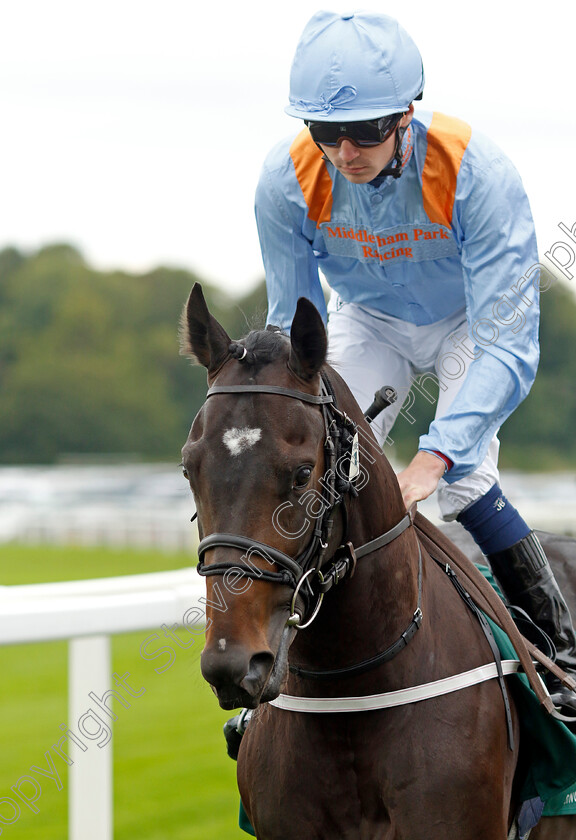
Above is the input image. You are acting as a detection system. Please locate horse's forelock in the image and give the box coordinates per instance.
[231,328,289,366]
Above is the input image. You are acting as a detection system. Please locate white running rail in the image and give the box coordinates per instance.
[0,569,206,840]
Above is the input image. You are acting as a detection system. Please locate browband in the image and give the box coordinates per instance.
[206,384,334,405]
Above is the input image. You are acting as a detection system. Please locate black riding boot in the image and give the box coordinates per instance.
[487,531,576,716]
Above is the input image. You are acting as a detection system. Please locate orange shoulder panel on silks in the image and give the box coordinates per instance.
[289,129,333,228]
[422,112,472,228]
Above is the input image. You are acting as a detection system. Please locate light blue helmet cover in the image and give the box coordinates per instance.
[286,11,425,122]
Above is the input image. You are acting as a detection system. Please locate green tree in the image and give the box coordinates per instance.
[1,243,575,469]
[0,247,213,463]
[499,279,576,469]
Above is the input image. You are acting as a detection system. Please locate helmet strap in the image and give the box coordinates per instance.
[376,126,406,180]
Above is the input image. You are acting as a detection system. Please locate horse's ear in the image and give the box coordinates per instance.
[180,283,231,373]
[289,297,327,381]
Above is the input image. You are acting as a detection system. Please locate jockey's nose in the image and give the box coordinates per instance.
[337,138,361,161]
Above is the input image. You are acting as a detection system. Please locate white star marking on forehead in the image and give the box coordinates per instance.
[223,427,262,456]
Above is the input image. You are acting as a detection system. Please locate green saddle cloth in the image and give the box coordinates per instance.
[476,564,576,816]
[238,566,576,835]
[487,615,576,813]
[239,803,256,836]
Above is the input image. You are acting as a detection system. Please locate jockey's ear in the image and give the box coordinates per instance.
[289,297,327,381]
[400,103,415,128]
[180,283,231,375]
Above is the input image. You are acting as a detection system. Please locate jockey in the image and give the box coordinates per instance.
[254,10,576,715]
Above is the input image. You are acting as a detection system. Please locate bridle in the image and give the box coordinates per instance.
[193,373,515,735]
[196,372,414,635]
[197,380,344,599]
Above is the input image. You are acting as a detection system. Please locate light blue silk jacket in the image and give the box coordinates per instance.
[255,111,540,482]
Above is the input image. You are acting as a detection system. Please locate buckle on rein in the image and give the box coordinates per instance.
[286,543,358,630]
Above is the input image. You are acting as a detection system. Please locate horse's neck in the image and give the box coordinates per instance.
[290,441,421,676]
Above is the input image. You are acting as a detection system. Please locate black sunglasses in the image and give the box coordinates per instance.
[306,113,405,148]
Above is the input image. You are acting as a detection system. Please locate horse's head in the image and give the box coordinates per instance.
[181,284,354,709]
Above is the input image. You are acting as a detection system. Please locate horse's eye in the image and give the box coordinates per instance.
[294,466,313,489]
[181,465,189,480]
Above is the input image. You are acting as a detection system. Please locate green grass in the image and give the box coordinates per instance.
[0,544,247,839]
[0,543,195,585]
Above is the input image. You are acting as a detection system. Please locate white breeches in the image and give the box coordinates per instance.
[327,296,500,521]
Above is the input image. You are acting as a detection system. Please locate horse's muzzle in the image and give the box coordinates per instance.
[201,645,276,710]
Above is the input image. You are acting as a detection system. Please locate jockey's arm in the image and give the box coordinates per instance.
[418,155,540,484]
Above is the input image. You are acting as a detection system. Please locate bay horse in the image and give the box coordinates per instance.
[180,283,576,840]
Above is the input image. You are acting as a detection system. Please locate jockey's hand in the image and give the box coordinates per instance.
[397,451,446,511]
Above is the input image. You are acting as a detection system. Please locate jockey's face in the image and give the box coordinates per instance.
[319,106,413,184]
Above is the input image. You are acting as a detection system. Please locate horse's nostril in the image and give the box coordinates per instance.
[240,652,275,695]
[200,646,275,706]
[201,647,246,690]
